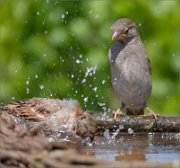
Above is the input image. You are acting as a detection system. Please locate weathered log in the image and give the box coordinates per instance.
[1,106,180,140]
[76,112,180,138]
[1,98,179,139]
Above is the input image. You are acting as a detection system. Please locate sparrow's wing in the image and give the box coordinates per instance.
[1,98,82,122]
[1,98,49,121]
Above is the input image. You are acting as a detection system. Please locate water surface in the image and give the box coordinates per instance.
[77,133,180,163]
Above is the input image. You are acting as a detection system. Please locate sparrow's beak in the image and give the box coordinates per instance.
[112,31,119,41]
[112,31,126,41]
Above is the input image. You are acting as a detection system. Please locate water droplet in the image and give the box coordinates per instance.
[82,137,92,146]
[35,74,39,78]
[37,11,40,15]
[119,125,124,130]
[138,23,142,27]
[102,80,106,84]
[93,87,97,92]
[26,88,30,94]
[98,102,105,107]
[111,128,121,139]
[81,79,86,84]
[48,137,54,142]
[44,30,48,34]
[79,54,83,58]
[103,129,111,140]
[61,14,65,19]
[26,80,30,85]
[128,128,134,134]
[84,97,88,102]
[40,85,44,90]
[76,59,81,64]
[122,116,129,122]
[85,66,97,77]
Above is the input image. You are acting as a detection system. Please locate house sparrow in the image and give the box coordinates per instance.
[2,98,83,132]
[108,18,157,119]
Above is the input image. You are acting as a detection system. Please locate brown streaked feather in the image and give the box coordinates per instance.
[2,98,82,122]
[2,100,46,121]
[127,22,136,29]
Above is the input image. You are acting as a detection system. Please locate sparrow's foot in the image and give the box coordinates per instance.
[112,109,123,121]
[146,107,159,120]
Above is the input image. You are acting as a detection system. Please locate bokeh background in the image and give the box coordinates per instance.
[0,0,179,115]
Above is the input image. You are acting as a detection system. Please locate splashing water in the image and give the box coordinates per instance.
[61,14,65,19]
[93,87,97,92]
[26,80,30,85]
[80,66,97,91]
[84,97,88,103]
[39,85,45,90]
[128,128,134,134]
[85,66,97,77]
[26,88,30,94]
[35,74,38,78]
[76,59,81,64]
[103,129,111,140]
[102,80,106,84]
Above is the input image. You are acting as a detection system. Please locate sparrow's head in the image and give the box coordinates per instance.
[111,18,138,42]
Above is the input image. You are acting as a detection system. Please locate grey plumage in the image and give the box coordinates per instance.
[109,18,151,115]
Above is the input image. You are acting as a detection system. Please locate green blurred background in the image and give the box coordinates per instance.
[0,0,179,115]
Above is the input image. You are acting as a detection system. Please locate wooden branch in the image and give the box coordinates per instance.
[76,112,180,138]
[1,98,179,139]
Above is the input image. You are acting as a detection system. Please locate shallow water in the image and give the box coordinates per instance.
[77,133,180,163]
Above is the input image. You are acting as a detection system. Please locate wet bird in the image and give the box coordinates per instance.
[1,98,83,133]
[108,18,157,119]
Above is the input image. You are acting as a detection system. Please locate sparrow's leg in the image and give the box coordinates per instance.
[146,106,159,120]
[112,102,125,121]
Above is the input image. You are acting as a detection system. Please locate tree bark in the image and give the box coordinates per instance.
[76,112,180,138]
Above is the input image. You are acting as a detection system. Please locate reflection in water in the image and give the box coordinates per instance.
[78,133,180,163]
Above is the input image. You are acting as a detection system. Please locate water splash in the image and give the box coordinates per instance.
[102,80,106,84]
[35,74,39,78]
[85,66,97,77]
[128,128,134,134]
[39,85,45,90]
[76,59,81,64]
[103,129,111,140]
